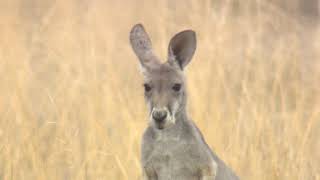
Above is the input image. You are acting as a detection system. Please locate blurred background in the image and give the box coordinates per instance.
[0,0,319,179]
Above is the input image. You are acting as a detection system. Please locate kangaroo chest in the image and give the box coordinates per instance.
[145,138,201,180]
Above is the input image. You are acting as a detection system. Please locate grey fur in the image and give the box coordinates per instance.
[130,24,239,180]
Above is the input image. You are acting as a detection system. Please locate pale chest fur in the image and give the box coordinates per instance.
[142,130,207,180]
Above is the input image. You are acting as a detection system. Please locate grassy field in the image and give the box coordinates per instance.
[0,0,319,179]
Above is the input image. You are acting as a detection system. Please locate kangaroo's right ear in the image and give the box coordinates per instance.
[130,24,160,69]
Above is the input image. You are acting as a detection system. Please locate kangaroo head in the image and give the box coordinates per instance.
[130,24,196,130]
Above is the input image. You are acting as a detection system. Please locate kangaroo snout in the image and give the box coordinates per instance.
[152,109,167,123]
[151,108,170,129]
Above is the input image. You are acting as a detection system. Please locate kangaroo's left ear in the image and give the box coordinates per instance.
[167,30,196,70]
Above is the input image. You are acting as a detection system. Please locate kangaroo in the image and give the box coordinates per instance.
[129,24,239,180]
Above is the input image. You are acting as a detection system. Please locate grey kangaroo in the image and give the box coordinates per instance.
[129,24,239,180]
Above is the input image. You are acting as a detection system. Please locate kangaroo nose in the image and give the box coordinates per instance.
[152,110,167,123]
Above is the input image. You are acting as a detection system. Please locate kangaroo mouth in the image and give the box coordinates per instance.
[155,122,165,130]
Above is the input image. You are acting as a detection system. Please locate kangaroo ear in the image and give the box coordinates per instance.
[168,30,196,70]
[130,24,160,69]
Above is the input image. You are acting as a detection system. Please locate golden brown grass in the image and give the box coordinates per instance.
[0,0,319,179]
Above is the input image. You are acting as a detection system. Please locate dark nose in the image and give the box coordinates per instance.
[152,110,167,123]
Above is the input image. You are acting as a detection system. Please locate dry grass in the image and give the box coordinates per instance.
[0,0,319,179]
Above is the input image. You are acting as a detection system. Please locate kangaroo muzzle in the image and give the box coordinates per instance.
[151,107,171,129]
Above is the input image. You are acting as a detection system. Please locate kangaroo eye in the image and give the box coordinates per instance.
[172,83,181,92]
[143,84,152,92]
